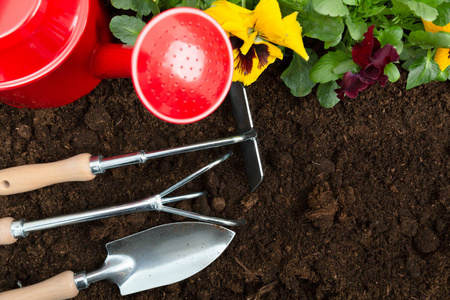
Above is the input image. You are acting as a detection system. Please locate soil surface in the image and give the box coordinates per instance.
[0,15,449,300]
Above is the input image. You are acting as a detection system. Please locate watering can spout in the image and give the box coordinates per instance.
[91,44,133,79]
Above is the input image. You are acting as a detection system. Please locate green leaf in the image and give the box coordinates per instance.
[408,31,450,49]
[397,0,439,21]
[406,54,441,89]
[281,49,319,97]
[385,62,401,82]
[378,26,404,53]
[298,2,345,42]
[110,15,146,45]
[159,0,183,10]
[312,0,349,17]
[324,34,342,49]
[345,16,368,41]
[317,81,340,108]
[357,4,386,18]
[177,0,200,7]
[310,51,350,83]
[436,68,449,81]
[277,0,310,17]
[401,48,428,70]
[333,59,358,74]
[111,0,152,16]
[147,0,161,15]
[343,0,357,5]
[434,2,450,26]
[378,26,404,46]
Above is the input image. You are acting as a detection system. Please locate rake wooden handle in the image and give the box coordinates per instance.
[0,154,96,196]
[0,271,79,300]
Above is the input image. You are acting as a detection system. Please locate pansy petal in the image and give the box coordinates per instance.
[253,0,285,41]
[241,31,258,55]
[233,41,280,86]
[279,12,309,60]
[352,25,380,68]
[208,0,252,16]
[262,41,284,60]
[422,20,450,33]
[205,2,253,41]
[210,0,254,27]
[359,64,382,81]
[435,47,450,71]
[371,44,399,69]
[335,71,369,99]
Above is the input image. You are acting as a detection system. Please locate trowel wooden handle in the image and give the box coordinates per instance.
[0,271,79,300]
[0,154,96,196]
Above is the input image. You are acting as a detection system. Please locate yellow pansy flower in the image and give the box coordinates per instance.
[206,0,309,85]
[423,20,450,71]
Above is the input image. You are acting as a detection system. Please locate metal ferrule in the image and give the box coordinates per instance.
[89,155,104,174]
[10,219,27,239]
[74,271,89,290]
[90,151,147,175]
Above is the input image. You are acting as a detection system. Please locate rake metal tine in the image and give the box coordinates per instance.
[159,205,245,227]
[161,191,207,205]
[158,152,232,198]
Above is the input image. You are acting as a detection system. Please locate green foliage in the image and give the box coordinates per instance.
[108,0,449,107]
[385,62,401,82]
[109,0,217,45]
[109,15,146,45]
[406,50,441,89]
[281,49,319,97]
[312,0,349,17]
[277,0,449,108]
[297,1,344,42]
[317,81,340,108]
[310,51,349,83]
[408,30,450,48]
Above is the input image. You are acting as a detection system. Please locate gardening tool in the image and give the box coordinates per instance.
[0,83,263,196]
[0,222,235,299]
[0,152,244,245]
[0,1,233,124]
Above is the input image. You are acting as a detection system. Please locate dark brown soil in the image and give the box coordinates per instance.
[1,56,449,298]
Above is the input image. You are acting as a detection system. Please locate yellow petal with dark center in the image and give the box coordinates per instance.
[240,31,258,55]
[434,47,450,71]
[262,41,284,60]
[233,41,281,86]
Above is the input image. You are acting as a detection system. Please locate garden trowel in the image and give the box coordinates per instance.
[0,222,235,299]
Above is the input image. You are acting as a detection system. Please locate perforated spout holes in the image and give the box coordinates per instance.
[131,8,233,124]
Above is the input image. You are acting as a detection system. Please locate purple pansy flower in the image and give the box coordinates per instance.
[335,25,399,100]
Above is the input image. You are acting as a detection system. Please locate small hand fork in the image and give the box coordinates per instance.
[0,152,243,245]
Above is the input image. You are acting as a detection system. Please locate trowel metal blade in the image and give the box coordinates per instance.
[103,222,235,296]
[229,82,263,192]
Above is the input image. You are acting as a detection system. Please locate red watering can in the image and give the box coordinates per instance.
[0,0,233,124]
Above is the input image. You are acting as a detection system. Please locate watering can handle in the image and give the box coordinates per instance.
[0,271,79,300]
[0,154,95,196]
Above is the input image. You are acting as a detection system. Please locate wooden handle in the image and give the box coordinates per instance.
[0,154,96,196]
[0,271,79,300]
[0,217,17,245]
